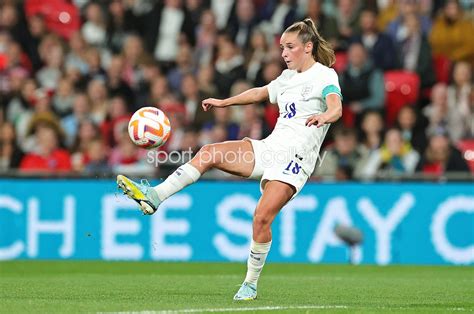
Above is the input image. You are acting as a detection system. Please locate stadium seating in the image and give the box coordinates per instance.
[333,52,348,74]
[456,139,474,173]
[24,0,80,39]
[384,71,420,126]
[433,55,452,84]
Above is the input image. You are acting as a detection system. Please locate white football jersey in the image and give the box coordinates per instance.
[264,62,342,174]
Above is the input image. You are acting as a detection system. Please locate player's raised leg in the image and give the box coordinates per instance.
[234,180,295,300]
[117,140,255,214]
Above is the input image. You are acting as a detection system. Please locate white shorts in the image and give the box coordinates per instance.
[244,137,314,199]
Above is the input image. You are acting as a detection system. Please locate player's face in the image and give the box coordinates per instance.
[280,32,312,71]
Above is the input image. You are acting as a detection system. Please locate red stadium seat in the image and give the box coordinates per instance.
[384,71,420,127]
[24,0,80,40]
[342,106,355,127]
[433,55,452,84]
[333,52,348,73]
[456,139,474,173]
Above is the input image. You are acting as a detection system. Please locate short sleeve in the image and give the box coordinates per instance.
[322,69,343,100]
[267,78,279,104]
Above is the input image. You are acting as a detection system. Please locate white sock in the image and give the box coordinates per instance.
[244,240,272,286]
[153,163,201,201]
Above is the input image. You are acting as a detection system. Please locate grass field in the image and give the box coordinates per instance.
[0,261,473,313]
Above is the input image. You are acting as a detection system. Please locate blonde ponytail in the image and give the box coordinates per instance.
[284,18,335,67]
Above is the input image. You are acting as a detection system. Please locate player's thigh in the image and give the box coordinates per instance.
[254,180,296,225]
[190,139,255,177]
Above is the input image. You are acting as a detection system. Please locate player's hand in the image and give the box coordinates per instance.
[306,113,329,128]
[202,98,226,111]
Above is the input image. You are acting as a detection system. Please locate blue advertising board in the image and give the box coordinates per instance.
[0,179,473,265]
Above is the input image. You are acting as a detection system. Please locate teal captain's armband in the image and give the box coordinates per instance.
[322,84,343,100]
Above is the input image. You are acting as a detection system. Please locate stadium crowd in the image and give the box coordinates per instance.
[0,0,473,180]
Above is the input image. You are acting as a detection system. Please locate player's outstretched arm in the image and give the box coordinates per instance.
[305,94,342,128]
[202,86,269,111]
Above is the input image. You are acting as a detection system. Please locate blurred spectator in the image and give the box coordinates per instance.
[396,12,436,89]
[167,43,195,92]
[134,59,162,108]
[180,73,213,128]
[301,0,338,49]
[36,38,64,90]
[0,3,30,57]
[245,29,269,84]
[83,137,111,175]
[430,0,474,63]
[17,89,56,151]
[395,105,427,153]
[334,0,362,51]
[185,0,208,29]
[352,9,398,70]
[386,0,432,41]
[258,60,283,129]
[86,78,108,124]
[71,118,99,154]
[106,0,131,54]
[101,96,131,147]
[423,83,450,138]
[259,0,297,37]
[339,43,385,121]
[211,0,235,30]
[65,31,89,75]
[361,128,420,178]
[377,0,398,32]
[2,65,28,120]
[148,75,173,107]
[179,127,200,154]
[161,102,187,153]
[61,92,91,147]
[446,61,473,141]
[144,0,195,68]
[230,79,269,140]
[70,118,100,171]
[0,121,24,170]
[254,58,283,93]
[25,13,47,71]
[81,2,107,47]
[19,122,71,172]
[237,103,270,141]
[121,34,147,89]
[359,110,385,152]
[213,36,246,97]
[52,77,75,117]
[315,127,369,180]
[197,63,218,96]
[195,9,218,66]
[64,66,82,90]
[6,78,37,127]
[81,47,107,84]
[109,126,154,176]
[229,79,251,123]
[106,54,135,109]
[0,35,31,96]
[416,131,469,175]
[227,0,258,50]
[203,107,240,141]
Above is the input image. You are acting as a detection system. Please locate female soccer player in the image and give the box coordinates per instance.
[117,18,342,300]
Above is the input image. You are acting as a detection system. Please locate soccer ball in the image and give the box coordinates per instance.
[128,107,171,149]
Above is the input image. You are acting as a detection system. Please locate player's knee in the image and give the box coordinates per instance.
[197,144,216,166]
[253,213,272,229]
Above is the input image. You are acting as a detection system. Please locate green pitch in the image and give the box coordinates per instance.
[0,261,472,313]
